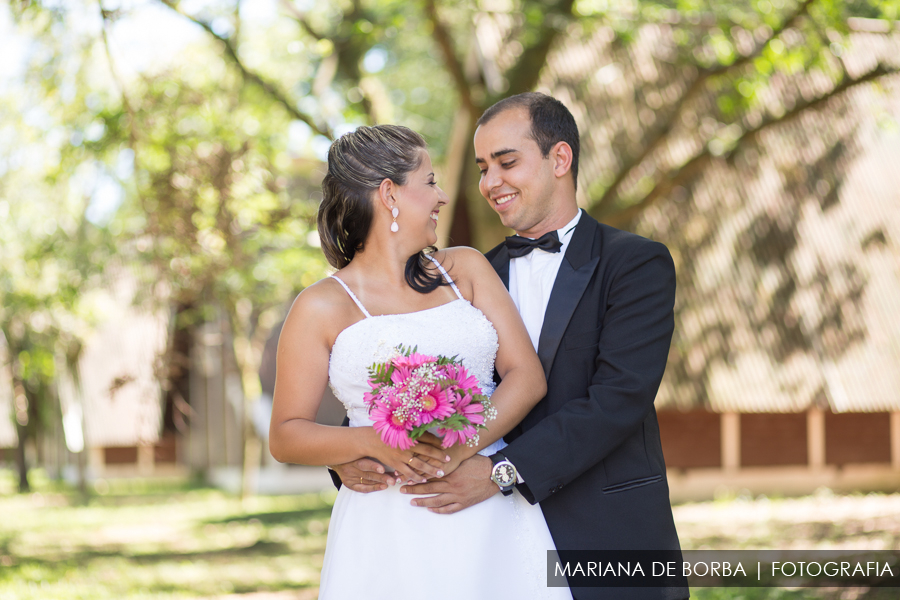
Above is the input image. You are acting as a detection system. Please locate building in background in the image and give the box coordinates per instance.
[531,17,900,500]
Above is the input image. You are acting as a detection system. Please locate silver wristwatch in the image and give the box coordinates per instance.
[490,452,517,496]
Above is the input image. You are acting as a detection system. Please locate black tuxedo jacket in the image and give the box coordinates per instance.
[488,213,687,600]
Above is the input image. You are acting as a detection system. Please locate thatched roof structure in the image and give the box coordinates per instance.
[528,17,900,412]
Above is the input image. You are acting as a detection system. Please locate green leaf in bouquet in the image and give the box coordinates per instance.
[434,354,459,365]
[437,413,471,431]
[366,364,393,387]
[395,344,418,356]
[408,424,432,439]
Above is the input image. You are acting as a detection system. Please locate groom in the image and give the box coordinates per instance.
[333,93,687,600]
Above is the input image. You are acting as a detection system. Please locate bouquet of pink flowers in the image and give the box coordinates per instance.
[363,345,497,450]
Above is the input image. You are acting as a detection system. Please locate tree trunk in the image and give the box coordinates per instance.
[15,422,29,493]
[228,309,270,503]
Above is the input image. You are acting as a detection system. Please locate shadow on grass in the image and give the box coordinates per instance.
[203,506,333,527]
[0,565,316,598]
[0,539,296,576]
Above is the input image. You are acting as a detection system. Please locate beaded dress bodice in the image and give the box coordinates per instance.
[328,260,499,428]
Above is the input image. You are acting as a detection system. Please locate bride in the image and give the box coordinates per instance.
[269,124,572,600]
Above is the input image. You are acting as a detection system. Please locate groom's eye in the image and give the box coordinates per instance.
[501,161,514,168]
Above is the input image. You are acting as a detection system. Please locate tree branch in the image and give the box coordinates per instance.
[159,0,333,139]
[423,0,476,116]
[601,62,900,229]
[592,0,817,216]
[735,62,898,154]
[279,0,324,41]
[503,0,578,96]
[98,9,134,122]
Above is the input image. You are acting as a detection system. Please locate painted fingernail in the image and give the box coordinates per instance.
[437,470,445,477]
[395,478,402,484]
[444,456,451,462]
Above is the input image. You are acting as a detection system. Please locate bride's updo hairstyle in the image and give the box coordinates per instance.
[318,124,449,293]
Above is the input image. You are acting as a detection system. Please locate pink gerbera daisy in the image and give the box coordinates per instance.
[442,364,482,394]
[456,392,486,426]
[436,424,477,448]
[390,365,413,386]
[413,386,454,426]
[392,352,435,370]
[369,401,417,450]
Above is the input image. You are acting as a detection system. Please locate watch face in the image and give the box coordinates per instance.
[492,462,516,487]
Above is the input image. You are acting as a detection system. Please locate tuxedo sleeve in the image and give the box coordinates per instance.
[501,241,676,504]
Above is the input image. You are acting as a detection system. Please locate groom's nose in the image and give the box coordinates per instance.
[480,166,501,198]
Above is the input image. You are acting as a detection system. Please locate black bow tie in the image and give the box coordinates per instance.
[504,231,563,258]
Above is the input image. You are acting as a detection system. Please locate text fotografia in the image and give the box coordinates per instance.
[772,561,893,578]
[546,550,900,588]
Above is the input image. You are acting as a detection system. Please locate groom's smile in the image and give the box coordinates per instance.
[492,192,518,205]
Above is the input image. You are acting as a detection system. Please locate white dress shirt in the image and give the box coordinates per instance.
[508,209,583,352]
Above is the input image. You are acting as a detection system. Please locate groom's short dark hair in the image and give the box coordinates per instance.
[477,92,580,189]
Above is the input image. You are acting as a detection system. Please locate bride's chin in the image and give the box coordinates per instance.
[417,227,438,248]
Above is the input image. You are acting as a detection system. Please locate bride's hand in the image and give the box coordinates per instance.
[362,428,451,484]
[412,432,473,479]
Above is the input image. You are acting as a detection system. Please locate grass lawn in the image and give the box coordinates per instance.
[0,472,331,599]
[1,470,898,599]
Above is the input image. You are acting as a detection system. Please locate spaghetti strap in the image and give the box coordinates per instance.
[330,275,372,318]
[426,254,465,301]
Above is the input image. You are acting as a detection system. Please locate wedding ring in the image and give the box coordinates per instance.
[360,477,363,484]
[408,457,415,464]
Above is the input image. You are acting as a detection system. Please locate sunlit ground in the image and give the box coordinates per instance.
[0,470,898,599]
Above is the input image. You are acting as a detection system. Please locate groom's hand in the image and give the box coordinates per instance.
[330,459,400,492]
[399,455,498,514]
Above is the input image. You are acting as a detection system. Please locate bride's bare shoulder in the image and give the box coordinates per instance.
[432,247,498,296]
[282,276,356,338]
[433,246,490,270]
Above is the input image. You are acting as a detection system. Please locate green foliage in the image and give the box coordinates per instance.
[0,5,122,483]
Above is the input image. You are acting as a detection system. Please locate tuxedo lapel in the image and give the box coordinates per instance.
[536,216,601,379]
[488,245,511,289]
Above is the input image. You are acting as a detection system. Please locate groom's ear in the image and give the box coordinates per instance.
[377,178,395,210]
[550,141,573,180]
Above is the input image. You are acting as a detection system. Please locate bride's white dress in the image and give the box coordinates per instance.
[319,257,572,600]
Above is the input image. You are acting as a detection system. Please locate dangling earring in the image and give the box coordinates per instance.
[390,206,399,233]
